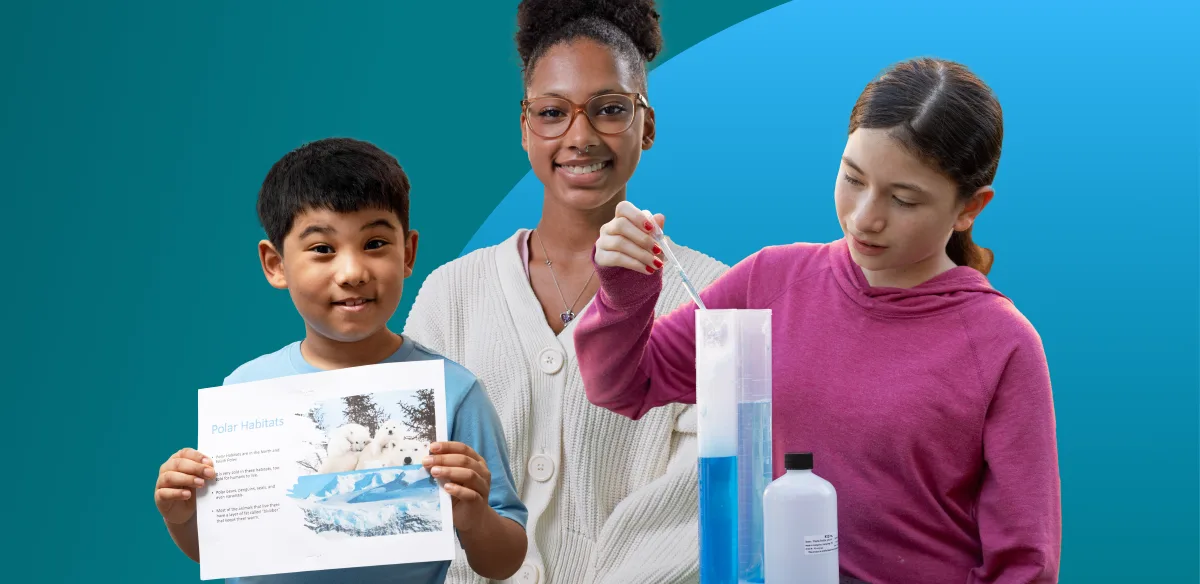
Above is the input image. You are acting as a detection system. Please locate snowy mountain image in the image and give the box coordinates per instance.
[286,466,442,537]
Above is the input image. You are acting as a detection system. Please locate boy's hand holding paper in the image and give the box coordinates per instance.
[423,441,491,529]
[423,440,527,578]
[155,448,216,524]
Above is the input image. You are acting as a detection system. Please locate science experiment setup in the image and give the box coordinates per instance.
[645,213,775,584]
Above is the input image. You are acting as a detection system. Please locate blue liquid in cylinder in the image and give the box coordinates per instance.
[738,400,772,583]
[700,455,738,583]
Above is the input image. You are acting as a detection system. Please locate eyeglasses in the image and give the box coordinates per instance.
[521,92,649,139]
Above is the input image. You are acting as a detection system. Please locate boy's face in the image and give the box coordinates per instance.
[258,207,417,344]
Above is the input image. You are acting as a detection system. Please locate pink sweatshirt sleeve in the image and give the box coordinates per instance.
[574,248,753,420]
[970,326,1063,583]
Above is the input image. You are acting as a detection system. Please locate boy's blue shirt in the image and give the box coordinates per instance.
[218,335,527,584]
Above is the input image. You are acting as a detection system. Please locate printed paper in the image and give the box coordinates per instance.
[195,360,454,580]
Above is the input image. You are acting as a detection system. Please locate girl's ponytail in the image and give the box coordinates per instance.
[946,227,993,275]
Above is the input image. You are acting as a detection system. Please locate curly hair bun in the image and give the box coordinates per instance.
[516,0,663,66]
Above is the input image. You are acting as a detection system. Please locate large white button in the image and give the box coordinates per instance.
[537,348,563,374]
[511,562,539,584]
[527,454,555,482]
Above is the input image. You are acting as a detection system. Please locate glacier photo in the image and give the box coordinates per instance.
[286,467,442,538]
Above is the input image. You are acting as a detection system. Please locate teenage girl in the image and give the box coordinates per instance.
[404,1,727,582]
[573,57,1061,584]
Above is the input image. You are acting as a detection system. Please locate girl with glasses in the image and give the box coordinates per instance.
[573,57,1062,584]
[404,1,728,582]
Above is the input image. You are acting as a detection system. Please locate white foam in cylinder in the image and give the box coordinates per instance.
[695,309,773,459]
[696,310,738,458]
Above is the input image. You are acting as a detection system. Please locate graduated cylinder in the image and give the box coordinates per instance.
[695,309,773,584]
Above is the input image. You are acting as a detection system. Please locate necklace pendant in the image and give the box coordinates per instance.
[560,310,575,324]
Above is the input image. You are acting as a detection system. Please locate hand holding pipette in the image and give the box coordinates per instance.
[594,200,666,273]
[594,201,708,310]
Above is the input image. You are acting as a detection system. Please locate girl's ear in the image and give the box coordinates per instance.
[641,107,656,151]
[954,186,994,231]
[520,111,530,153]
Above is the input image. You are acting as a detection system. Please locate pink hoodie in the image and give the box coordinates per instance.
[573,238,1061,584]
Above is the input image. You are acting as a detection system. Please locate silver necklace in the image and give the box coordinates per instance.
[533,229,596,325]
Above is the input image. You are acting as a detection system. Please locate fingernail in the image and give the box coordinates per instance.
[652,245,661,255]
[646,265,655,273]
[431,467,442,476]
[204,468,216,478]
[644,221,653,231]
[653,259,663,268]
[202,458,212,465]
[422,456,434,465]
[430,443,441,452]
[194,478,205,487]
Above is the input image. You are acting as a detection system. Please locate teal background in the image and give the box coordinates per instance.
[0,0,788,582]
[2,0,1197,582]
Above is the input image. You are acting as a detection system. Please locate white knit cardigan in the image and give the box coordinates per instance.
[403,229,729,584]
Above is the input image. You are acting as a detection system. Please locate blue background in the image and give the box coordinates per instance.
[473,2,1200,581]
[3,0,1197,582]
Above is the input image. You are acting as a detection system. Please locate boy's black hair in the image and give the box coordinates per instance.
[257,137,411,253]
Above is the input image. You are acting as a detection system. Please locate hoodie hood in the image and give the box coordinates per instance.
[830,238,1009,318]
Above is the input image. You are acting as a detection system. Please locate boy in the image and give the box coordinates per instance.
[153,137,528,583]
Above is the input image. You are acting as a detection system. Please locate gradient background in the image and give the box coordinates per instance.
[2,0,1197,582]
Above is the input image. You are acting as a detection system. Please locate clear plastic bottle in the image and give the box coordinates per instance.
[762,452,838,583]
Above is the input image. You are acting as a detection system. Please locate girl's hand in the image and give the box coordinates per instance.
[595,201,665,274]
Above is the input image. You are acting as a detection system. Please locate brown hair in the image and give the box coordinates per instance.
[848,57,1002,274]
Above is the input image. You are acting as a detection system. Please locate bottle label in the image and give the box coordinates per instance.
[804,533,838,555]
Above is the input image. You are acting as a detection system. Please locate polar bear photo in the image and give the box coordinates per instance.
[355,420,404,470]
[384,439,429,467]
[375,420,403,442]
[303,390,438,476]
[319,422,370,474]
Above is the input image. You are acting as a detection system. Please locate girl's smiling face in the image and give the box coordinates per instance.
[521,38,655,211]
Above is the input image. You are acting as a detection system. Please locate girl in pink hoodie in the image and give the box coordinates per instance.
[572,57,1061,584]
